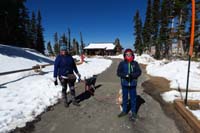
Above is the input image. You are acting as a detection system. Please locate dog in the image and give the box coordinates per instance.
[84,75,97,95]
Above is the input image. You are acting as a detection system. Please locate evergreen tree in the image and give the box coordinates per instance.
[193,0,200,57]
[0,0,28,46]
[36,11,45,54]
[142,0,152,53]
[75,41,80,55]
[16,3,30,47]
[30,12,37,49]
[72,38,79,55]
[20,7,31,47]
[173,0,189,55]
[61,33,68,48]
[80,32,85,54]
[152,0,160,59]
[0,1,10,44]
[47,41,54,56]
[114,38,123,54]
[54,32,60,55]
[133,10,144,55]
[68,28,71,51]
[159,0,170,58]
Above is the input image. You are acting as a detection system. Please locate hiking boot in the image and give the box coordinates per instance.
[64,102,69,108]
[118,112,127,117]
[129,113,137,121]
[72,100,80,106]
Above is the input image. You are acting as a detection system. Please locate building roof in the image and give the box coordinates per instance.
[84,43,115,50]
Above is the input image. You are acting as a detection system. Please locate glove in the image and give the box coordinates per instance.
[77,73,81,77]
[77,73,81,82]
[129,73,133,78]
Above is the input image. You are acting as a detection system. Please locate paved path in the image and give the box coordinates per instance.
[25,59,180,133]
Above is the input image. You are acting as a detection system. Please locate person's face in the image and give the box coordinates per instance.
[60,50,66,55]
[125,52,133,57]
[124,51,134,62]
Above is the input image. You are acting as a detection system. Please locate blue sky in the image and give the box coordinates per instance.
[26,0,147,49]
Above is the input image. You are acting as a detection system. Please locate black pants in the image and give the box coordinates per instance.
[59,77,76,103]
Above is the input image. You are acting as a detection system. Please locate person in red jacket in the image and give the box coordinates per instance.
[117,49,141,121]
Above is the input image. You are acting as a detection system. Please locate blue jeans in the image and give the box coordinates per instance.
[122,86,137,113]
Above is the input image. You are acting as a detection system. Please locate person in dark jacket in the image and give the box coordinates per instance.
[53,45,81,107]
[117,49,141,121]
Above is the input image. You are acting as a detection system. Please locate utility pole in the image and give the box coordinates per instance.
[185,0,196,105]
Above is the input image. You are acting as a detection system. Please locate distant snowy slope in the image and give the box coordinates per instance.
[0,44,54,73]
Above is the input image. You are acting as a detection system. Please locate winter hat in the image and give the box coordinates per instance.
[123,49,134,57]
[60,45,68,51]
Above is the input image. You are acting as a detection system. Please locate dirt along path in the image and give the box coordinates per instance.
[15,59,181,133]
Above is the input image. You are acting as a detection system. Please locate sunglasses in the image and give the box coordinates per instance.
[125,53,133,57]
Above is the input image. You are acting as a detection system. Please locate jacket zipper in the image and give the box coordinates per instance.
[128,62,130,86]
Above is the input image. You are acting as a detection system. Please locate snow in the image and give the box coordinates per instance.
[108,53,156,65]
[147,60,200,90]
[0,45,54,73]
[109,53,200,120]
[0,44,112,133]
[161,90,200,103]
[1,42,200,132]
[108,54,123,59]
[135,54,156,64]
[187,107,200,120]
[84,43,115,50]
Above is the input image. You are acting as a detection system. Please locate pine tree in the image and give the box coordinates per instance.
[0,1,10,44]
[159,0,170,58]
[68,28,71,51]
[36,11,45,54]
[0,0,28,46]
[20,7,30,47]
[173,0,189,55]
[133,10,144,55]
[54,32,60,55]
[142,0,152,53]
[72,38,76,55]
[61,33,68,48]
[30,12,37,49]
[76,41,80,55]
[16,3,30,47]
[152,0,160,59]
[47,41,54,56]
[72,38,79,55]
[193,0,200,57]
[80,32,85,54]
[114,38,123,54]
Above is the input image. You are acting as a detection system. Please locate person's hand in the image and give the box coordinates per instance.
[77,73,81,82]
[54,78,58,86]
[77,73,81,78]
[128,73,133,78]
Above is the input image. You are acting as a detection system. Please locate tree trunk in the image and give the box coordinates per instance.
[177,9,185,55]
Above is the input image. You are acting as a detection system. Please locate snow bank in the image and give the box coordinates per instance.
[0,44,112,133]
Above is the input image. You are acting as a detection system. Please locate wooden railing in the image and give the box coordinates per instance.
[0,60,83,76]
[0,64,53,76]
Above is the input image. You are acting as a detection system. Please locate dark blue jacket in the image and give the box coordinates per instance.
[53,54,79,78]
[117,60,141,87]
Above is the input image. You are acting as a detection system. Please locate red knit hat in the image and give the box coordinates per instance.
[123,49,134,57]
